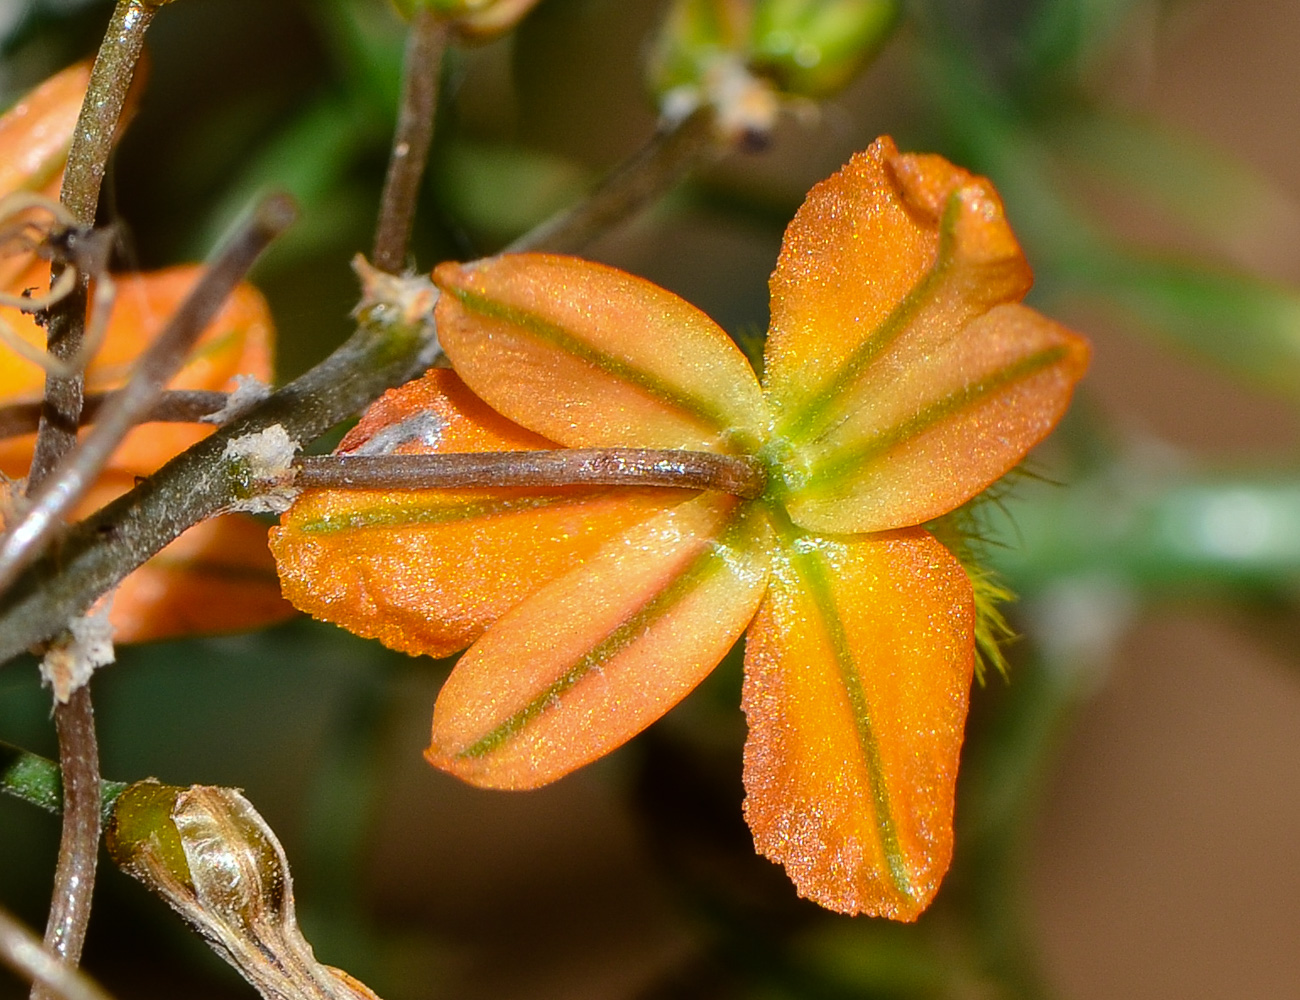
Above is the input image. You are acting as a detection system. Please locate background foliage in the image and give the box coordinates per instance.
[2,0,1299,997]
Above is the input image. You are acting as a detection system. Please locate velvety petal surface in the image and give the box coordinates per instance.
[761,137,1080,530]
[271,370,689,659]
[432,254,769,454]
[427,493,772,789]
[764,137,1031,423]
[785,303,1090,532]
[741,526,974,920]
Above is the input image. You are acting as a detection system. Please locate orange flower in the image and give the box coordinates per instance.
[0,65,294,643]
[271,137,1088,919]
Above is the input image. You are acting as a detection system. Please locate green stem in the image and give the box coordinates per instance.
[0,741,127,826]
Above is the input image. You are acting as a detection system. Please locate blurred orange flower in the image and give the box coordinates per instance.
[271,137,1088,919]
[0,64,294,643]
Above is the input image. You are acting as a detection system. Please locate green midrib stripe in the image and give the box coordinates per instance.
[789,537,913,900]
[805,344,1070,494]
[777,194,963,444]
[297,489,611,535]
[457,506,755,760]
[450,286,742,440]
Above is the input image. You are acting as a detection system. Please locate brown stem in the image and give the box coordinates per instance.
[0,266,442,665]
[371,8,448,273]
[31,687,101,1000]
[1,904,114,1000]
[22,7,160,994]
[30,0,159,487]
[0,391,232,440]
[0,195,296,597]
[295,448,768,499]
[506,104,722,255]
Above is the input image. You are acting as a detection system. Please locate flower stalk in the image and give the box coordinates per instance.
[0,260,441,665]
[295,448,766,497]
[371,7,448,273]
[32,0,166,486]
[32,688,100,1000]
[22,9,169,994]
[0,194,297,596]
[506,104,722,255]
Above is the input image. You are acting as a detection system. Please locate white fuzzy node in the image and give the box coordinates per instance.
[223,424,301,514]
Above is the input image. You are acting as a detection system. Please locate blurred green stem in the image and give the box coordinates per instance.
[372,7,448,272]
[954,652,1091,1000]
[507,104,722,254]
[295,661,396,985]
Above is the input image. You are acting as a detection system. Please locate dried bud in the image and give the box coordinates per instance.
[106,781,380,1000]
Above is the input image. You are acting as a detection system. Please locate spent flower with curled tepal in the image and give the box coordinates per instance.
[0,64,294,646]
[270,137,1089,919]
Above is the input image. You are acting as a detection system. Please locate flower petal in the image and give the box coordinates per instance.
[785,303,1090,532]
[0,61,88,201]
[741,526,974,920]
[270,369,690,658]
[101,267,275,477]
[38,475,294,643]
[426,493,772,789]
[110,512,297,644]
[0,266,274,479]
[762,136,1033,449]
[432,253,768,453]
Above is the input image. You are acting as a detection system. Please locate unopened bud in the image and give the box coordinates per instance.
[648,0,899,140]
[750,0,899,98]
[106,781,380,1000]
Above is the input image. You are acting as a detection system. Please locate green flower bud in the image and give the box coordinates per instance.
[648,0,898,144]
[648,0,751,98]
[749,0,899,97]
